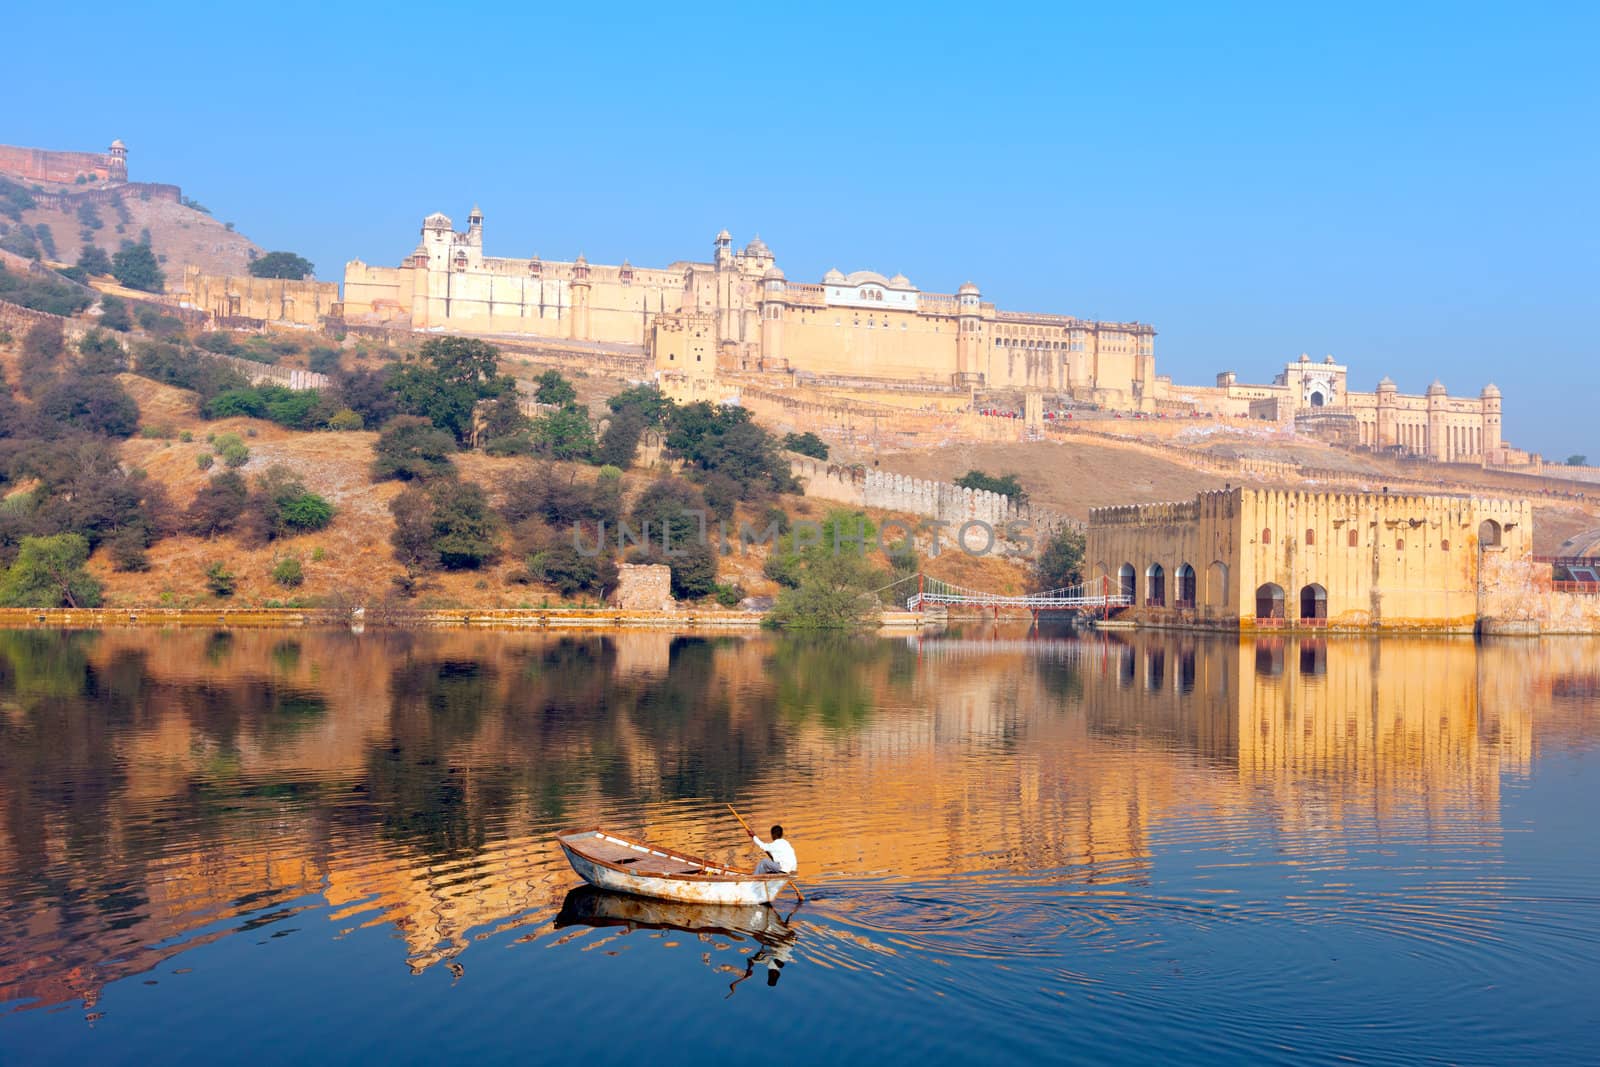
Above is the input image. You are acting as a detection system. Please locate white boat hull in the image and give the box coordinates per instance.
[559,838,792,906]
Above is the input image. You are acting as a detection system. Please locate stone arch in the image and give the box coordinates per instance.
[1479,518,1502,548]
[1146,563,1166,607]
[1175,563,1196,607]
[1299,582,1327,620]
[1117,563,1136,600]
[1255,582,1286,620]
[1206,561,1230,608]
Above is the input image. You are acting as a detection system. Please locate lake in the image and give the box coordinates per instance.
[1,627,1597,1064]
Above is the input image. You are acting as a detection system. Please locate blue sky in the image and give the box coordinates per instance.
[6,2,1596,456]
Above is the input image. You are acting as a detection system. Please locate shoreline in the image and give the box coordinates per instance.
[0,606,936,632]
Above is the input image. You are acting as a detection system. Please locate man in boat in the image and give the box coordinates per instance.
[751,825,797,876]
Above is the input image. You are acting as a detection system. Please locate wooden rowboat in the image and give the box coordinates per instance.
[557,828,794,906]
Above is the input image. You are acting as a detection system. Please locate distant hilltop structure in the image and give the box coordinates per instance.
[343,208,1161,409]
[0,137,181,209]
[0,138,127,185]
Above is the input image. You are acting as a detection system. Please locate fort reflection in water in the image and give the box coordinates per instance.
[0,627,1593,1013]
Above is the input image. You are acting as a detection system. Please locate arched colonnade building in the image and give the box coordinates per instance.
[1086,488,1533,632]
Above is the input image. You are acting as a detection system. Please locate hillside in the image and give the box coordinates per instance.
[0,322,1033,611]
[14,185,262,278]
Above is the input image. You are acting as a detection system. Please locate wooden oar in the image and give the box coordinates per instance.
[727,803,804,905]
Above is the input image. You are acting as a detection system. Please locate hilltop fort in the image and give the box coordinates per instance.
[337,208,1524,468]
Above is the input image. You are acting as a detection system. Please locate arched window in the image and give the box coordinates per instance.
[1117,563,1136,600]
[1442,539,1450,551]
[1146,563,1166,607]
[1304,528,1315,546]
[1479,519,1502,548]
[1348,529,1359,547]
[1175,563,1196,608]
[1262,528,1273,544]
[1255,582,1286,620]
[1299,583,1328,621]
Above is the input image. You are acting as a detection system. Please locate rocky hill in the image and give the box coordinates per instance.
[2,173,262,281]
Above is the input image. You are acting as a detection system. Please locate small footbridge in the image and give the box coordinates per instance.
[901,575,1131,618]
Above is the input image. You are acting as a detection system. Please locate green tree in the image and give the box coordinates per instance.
[782,431,830,459]
[77,244,113,276]
[480,390,529,440]
[98,294,132,331]
[524,541,618,597]
[76,330,127,375]
[596,403,649,467]
[389,487,438,570]
[529,404,597,461]
[534,370,577,405]
[246,465,334,541]
[18,322,64,396]
[111,242,165,292]
[606,383,673,423]
[186,470,251,536]
[247,251,315,280]
[955,469,1029,504]
[1566,454,1588,467]
[391,336,506,442]
[767,551,883,631]
[1034,526,1086,591]
[35,375,140,438]
[428,480,499,569]
[0,534,103,608]
[372,415,456,481]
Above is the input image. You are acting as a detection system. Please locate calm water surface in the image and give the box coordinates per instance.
[0,627,1597,1064]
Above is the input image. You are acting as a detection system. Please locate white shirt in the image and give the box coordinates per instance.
[752,835,798,874]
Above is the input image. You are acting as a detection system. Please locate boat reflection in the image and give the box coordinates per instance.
[554,886,800,994]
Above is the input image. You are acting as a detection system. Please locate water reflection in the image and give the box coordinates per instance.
[0,627,1597,1059]
[554,886,799,995]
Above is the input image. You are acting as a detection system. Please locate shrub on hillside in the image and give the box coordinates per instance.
[244,465,334,542]
[272,556,305,588]
[214,433,250,468]
[77,330,127,375]
[186,470,251,536]
[955,469,1028,504]
[534,370,577,406]
[0,265,92,316]
[782,431,830,459]
[372,415,456,481]
[33,375,140,438]
[97,295,132,332]
[18,322,65,396]
[78,245,113,276]
[307,346,341,376]
[111,242,164,293]
[529,404,597,461]
[388,479,498,571]
[205,561,236,597]
[327,407,364,431]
